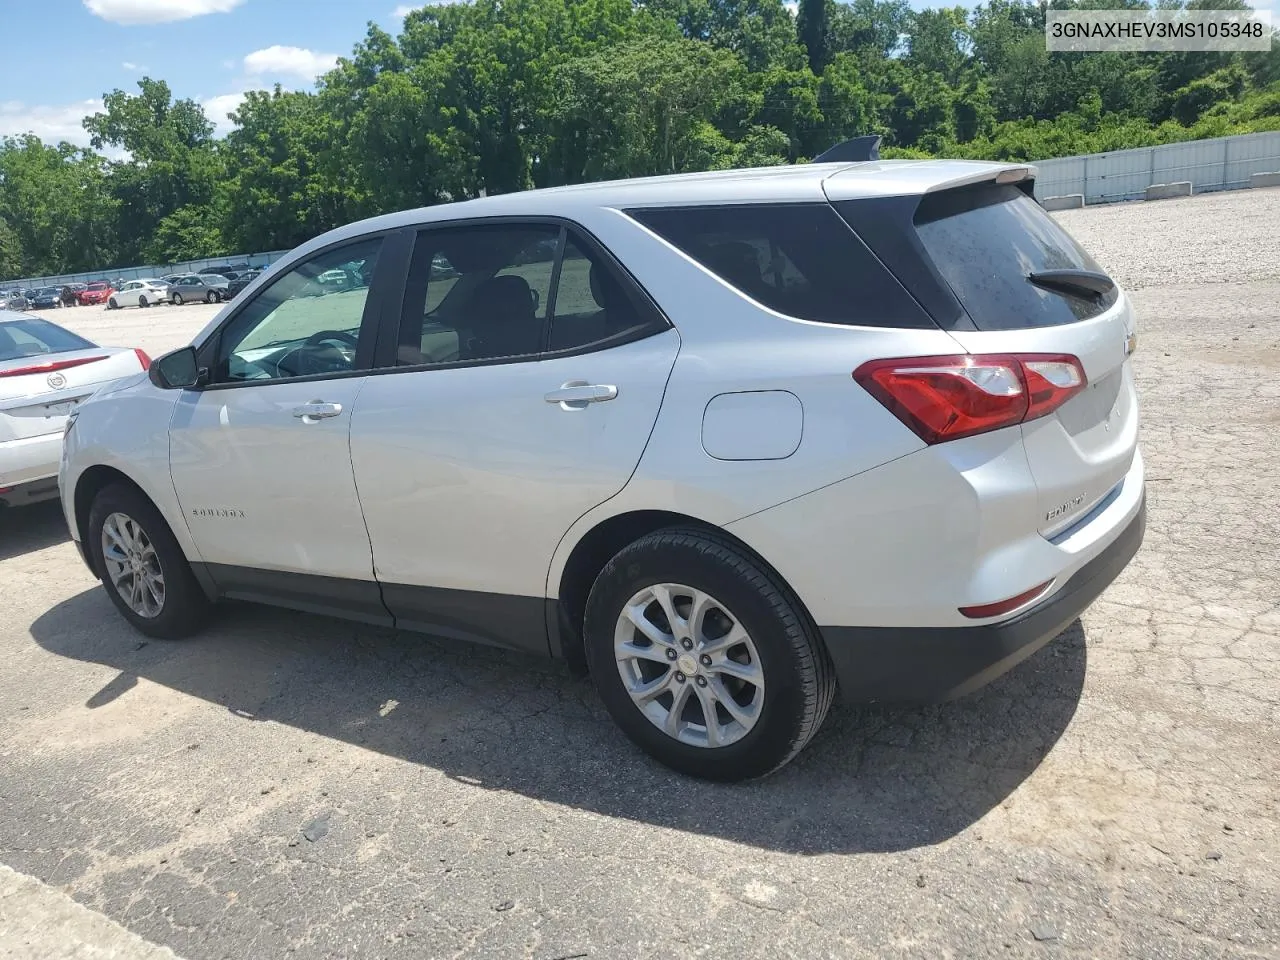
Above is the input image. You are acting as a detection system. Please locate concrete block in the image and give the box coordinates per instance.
[1250,171,1280,189]
[1145,181,1192,201]
[1043,194,1085,211]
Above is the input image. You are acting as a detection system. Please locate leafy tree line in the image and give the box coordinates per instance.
[2,0,1277,279]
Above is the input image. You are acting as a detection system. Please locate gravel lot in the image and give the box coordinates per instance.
[2,189,1278,960]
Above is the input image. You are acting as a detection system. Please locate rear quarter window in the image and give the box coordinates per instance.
[913,184,1118,330]
[627,203,932,329]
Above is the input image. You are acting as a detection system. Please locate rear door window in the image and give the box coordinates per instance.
[913,184,1118,330]
[627,203,931,328]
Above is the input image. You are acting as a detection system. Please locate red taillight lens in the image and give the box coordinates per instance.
[133,348,152,369]
[853,353,1086,445]
[959,580,1054,619]
[0,355,108,378]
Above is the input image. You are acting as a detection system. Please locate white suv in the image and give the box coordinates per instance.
[60,158,1144,780]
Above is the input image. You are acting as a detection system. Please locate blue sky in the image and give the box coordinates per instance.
[0,0,434,145]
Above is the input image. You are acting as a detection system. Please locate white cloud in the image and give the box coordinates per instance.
[393,3,416,15]
[84,0,245,25]
[0,99,103,146]
[243,45,340,81]
[121,61,147,71]
[202,92,247,136]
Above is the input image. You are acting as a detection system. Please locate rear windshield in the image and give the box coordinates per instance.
[87,283,108,291]
[627,203,931,328]
[0,318,94,361]
[914,184,1118,330]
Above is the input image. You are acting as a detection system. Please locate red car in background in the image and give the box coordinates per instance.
[76,281,114,306]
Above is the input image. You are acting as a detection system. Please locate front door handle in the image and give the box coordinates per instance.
[544,382,618,410]
[292,401,343,422]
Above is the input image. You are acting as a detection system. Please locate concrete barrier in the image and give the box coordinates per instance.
[1043,194,1085,211]
[1250,171,1280,188]
[1145,181,1193,201]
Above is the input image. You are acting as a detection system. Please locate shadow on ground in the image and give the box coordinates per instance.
[0,501,69,561]
[30,589,1085,855]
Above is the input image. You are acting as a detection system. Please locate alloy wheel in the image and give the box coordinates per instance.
[614,582,765,748]
[100,511,165,619]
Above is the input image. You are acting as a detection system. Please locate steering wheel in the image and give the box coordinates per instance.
[304,329,359,349]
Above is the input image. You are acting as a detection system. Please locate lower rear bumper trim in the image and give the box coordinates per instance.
[820,493,1146,704]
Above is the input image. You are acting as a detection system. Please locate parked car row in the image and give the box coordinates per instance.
[0,265,269,313]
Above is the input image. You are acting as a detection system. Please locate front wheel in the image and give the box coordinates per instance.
[205,290,220,303]
[107,298,118,310]
[584,528,835,781]
[86,483,210,639]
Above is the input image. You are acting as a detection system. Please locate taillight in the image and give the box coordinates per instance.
[0,355,109,378]
[134,348,152,369]
[853,353,1086,445]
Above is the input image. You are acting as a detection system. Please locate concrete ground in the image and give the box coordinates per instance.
[1,190,1278,959]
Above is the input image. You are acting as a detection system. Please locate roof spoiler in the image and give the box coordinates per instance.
[813,135,881,164]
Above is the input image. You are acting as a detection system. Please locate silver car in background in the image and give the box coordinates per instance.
[168,274,229,305]
[0,312,151,507]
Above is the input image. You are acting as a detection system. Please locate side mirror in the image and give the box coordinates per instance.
[149,346,203,390]
[530,288,540,312]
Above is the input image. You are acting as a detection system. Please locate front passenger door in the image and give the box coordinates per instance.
[168,236,394,622]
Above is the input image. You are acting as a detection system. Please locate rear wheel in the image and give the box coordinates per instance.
[87,484,210,639]
[172,292,184,305]
[138,295,148,308]
[584,528,835,781]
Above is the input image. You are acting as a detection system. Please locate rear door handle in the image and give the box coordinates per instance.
[544,382,618,410]
[292,401,343,421]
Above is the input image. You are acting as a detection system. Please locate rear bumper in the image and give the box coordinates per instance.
[821,493,1145,703]
[0,432,62,488]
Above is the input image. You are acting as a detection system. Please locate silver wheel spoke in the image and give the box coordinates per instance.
[629,671,672,704]
[713,658,762,685]
[617,639,672,665]
[699,623,750,657]
[649,584,682,638]
[622,602,673,649]
[664,683,692,737]
[693,684,722,747]
[687,589,716,643]
[709,678,756,727]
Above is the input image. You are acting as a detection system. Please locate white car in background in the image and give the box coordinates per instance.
[1,311,150,507]
[59,155,1144,780]
[109,279,171,310]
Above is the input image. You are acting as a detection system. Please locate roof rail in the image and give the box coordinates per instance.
[812,135,882,164]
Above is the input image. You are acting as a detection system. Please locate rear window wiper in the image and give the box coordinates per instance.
[1027,269,1115,300]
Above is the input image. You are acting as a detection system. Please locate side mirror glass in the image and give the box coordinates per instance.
[149,346,201,390]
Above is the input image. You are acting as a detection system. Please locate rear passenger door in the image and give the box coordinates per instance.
[350,221,680,652]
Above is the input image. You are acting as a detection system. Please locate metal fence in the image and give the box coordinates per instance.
[1,250,289,292]
[1032,131,1280,204]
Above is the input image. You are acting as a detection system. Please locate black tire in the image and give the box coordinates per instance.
[107,298,118,310]
[86,483,210,639]
[138,295,148,308]
[172,292,184,305]
[584,528,836,781]
[206,290,219,303]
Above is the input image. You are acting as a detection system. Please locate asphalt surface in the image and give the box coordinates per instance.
[2,191,1278,959]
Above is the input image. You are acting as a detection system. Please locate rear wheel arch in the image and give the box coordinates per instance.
[554,510,820,674]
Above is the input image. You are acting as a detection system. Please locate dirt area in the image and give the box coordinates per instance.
[1,191,1278,960]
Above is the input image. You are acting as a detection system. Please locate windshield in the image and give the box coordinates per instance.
[87,282,109,291]
[0,318,94,361]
